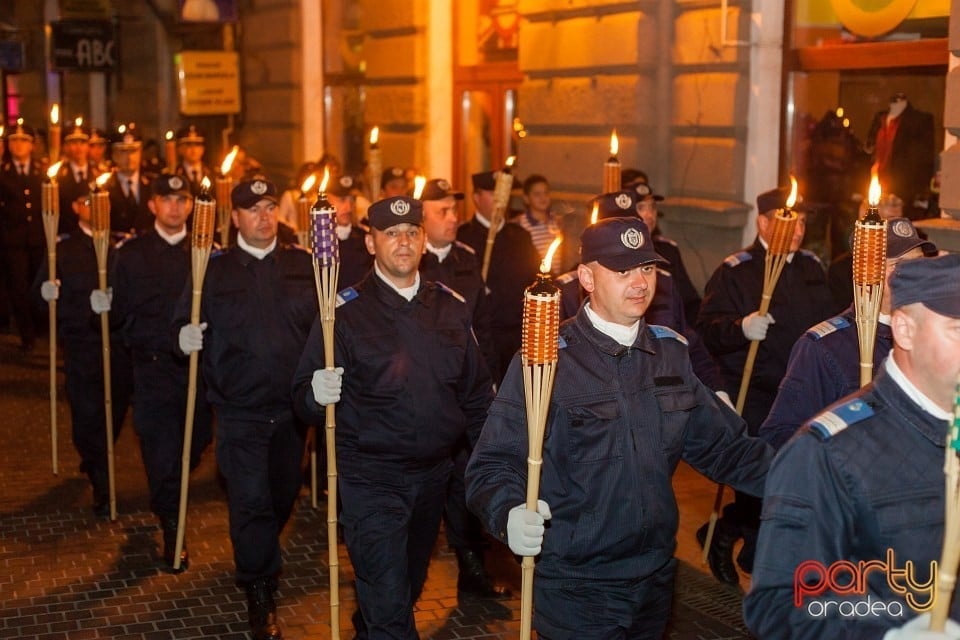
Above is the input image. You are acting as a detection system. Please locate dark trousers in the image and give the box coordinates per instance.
[341,460,452,640]
[63,340,133,476]
[131,355,212,517]
[2,245,43,346]
[216,415,306,584]
[536,558,678,640]
[443,440,485,553]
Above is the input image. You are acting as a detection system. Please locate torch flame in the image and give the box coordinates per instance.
[117,124,126,135]
[540,237,563,273]
[785,176,798,209]
[413,175,426,199]
[868,169,881,207]
[47,161,62,180]
[50,104,59,125]
[220,145,240,176]
[369,126,379,146]
[300,173,317,195]
[200,176,212,191]
[95,172,111,188]
[16,117,23,126]
[609,129,619,157]
[590,202,599,225]
[319,167,330,194]
[505,155,516,169]
[75,116,83,127]
[165,130,174,141]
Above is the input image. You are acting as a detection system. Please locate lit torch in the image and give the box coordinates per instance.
[852,170,886,388]
[171,177,216,572]
[91,172,118,520]
[368,126,382,202]
[297,172,318,247]
[412,175,426,200]
[518,237,563,640]
[42,162,62,475]
[602,129,620,193]
[165,130,177,174]
[49,104,61,164]
[217,146,239,249]
[309,166,343,639]
[930,378,960,631]
[481,155,516,282]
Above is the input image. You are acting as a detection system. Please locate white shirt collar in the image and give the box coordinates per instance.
[584,302,639,347]
[885,354,953,421]
[375,263,420,301]
[758,235,795,263]
[473,212,503,231]
[155,222,187,245]
[426,241,452,262]
[336,224,352,241]
[237,234,277,260]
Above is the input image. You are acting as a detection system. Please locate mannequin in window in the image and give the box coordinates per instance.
[865,92,935,220]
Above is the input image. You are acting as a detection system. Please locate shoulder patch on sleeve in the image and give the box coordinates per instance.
[454,240,476,255]
[555,270,578,285]
[114,234,136,249]
[724,251,752,267]
[648,324,689,345]
[799,248,822,263]
[434,281,466,303]
[805,316,851,340]
[558,335,568,349]
[336,287,359,308]
[808,398,873,440]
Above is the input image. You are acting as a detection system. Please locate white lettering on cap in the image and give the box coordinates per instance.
[621,228,644,249]
[251,181,268,195]
[390,199,410,216]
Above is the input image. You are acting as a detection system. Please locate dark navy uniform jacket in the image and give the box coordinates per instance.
[292,272,494,478]
[745,365,954,639]
[56,163,101,236]
[0,160,44,249]
[179,243,318,421]
[697,240,834,428]
[336,226,373,290]
[759,306,893,449]
[108,172,156,234]
[466,308,772,584]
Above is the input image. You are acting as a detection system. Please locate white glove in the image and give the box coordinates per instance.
[883,614,960,640]
[311,367,344,406]
[41,280,60,302]
[742,311,775,341]
[90,288,112,314]
[715,390,734,410]
[506,500,552,556]
[178,322,207,354]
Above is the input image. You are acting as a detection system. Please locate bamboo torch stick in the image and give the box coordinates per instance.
[368,126,382,202]
[90,172,117,521]
[930,377,960,631]
[702,177,800,563]
[852,172,886,388]
[310,168,342,639]
[519,237,563,640]
[172,177,216,572]
[42,161,63,475]
[602,129,620,194]
[481,156,516,282]
[216,146,239,249]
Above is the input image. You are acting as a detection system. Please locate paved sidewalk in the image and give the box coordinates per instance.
[0,334,751,639]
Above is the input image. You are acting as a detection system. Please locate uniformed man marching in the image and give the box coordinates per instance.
[174,125,213,196]
[293,195,494,640]
[56,121,100,235]
[327,174,373,289]
[107,124,156,235]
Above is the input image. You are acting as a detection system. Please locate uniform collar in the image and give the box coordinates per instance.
[366,269,428,309]
[237,234,277,260]
[574,305,655,357]
[584,302,639,347]
[155,223,187,246]
[425,241,452,263]
[885,354,953,421]
[872,364,949,447]
[756,236,795,263]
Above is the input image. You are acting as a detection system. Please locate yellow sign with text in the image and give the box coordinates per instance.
[175,51,240,116]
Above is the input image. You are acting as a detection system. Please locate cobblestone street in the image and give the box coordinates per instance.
[0,333,751,639]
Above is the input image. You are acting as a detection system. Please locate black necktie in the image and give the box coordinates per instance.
[192,170,199,184]
[77,171,85,183]
[128,179,138,205]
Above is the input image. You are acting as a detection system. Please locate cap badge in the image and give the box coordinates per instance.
[390,199,410,216]
[390,168,404,177]
[169,176,184,190]
[615,194,632,209]
[621,228,644,250]
[251,181,268,195]
[892,219,913,238]
[340,176,353,189]
[438,179,450,191]
[635,184,652,197]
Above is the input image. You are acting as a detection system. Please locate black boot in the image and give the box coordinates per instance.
[456,548,511,599]
[696,520,740,586]
[247,578,283,640]
[160,515,188,573]
[89,469,110,518]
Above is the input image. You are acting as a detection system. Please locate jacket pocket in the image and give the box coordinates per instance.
[565,396,622,463]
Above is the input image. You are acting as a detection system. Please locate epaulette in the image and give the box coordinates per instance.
[808,398,873,440]
[656,236,678,247]
[434,281,466,303]
[648,324,688,345]
[558,335,568,349]
[454,240,476,255]
[56,233,69,244]
[805,316,851,340]
[336,287,359,308]
[555,270,578,285]
[114,234,136,249]
[724,251,752,267]
[799,248,822,265]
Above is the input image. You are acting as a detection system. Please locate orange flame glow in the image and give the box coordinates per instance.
[200,176,212,191]
[220,145,240,176]
[540,237,563,273]
[50,104,59,125]
[47,161,62,180]
[413,175,426,199]
[369,126,379,146]
[319,167,330,193]
[868,169,881,207]
[505,155,516,169]
[609,130,619,157]
[74,116,82,127]
[165,130,174,141]
[786,176,798,209]
[590,202,599,225]
[300,173,317,195]
[95,172,111,188]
